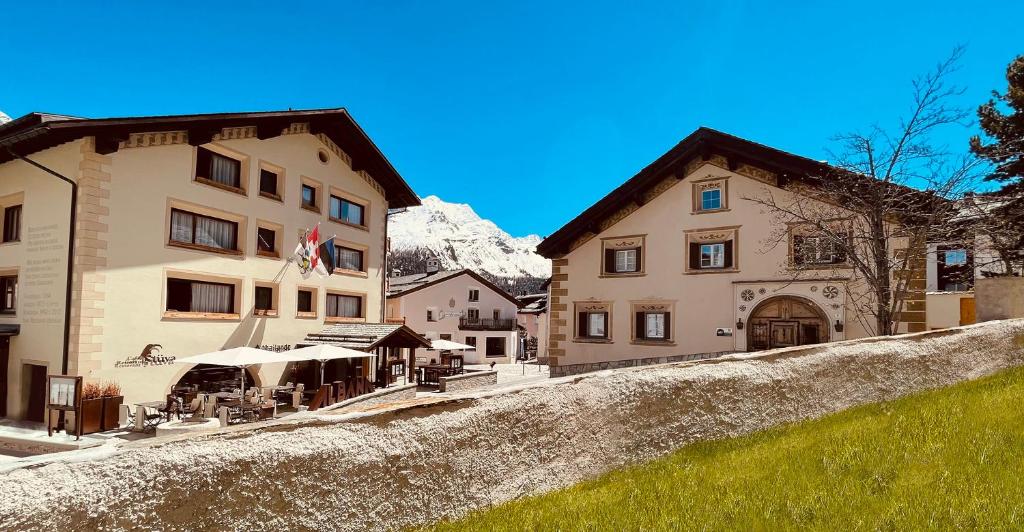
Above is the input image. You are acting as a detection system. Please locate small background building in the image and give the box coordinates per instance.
[516,285,548,361]
[386,260,521,364]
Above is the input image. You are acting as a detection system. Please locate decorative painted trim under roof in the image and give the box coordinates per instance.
[536,127,844,258]
[0,108,419,208]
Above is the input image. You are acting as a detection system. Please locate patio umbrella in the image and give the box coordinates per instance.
[428,339,476,351]
[280,344,372,385]
[175,347,286,401]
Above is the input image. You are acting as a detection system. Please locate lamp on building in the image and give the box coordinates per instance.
[735,317,744,330]
[833,317,844,333]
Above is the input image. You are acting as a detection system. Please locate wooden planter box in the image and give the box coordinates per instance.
[80,398,103,434]
[101,396,124,431]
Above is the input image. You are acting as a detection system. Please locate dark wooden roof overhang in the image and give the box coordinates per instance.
[536,127,848,258]
[0,108,420,208]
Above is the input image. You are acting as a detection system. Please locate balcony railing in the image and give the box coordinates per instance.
[458,317,517,331]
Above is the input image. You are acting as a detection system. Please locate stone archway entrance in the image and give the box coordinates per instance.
[747,296,829,351]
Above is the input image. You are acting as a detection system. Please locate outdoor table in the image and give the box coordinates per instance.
[134,401,166,431]
[418,365,445,386]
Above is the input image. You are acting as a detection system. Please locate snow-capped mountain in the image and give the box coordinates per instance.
[388,195,551,279]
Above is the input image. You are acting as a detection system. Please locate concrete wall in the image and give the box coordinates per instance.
[2,319,1022,531]
[977,278,1024,322]
[926,291,974,329]
[388,272,519,364]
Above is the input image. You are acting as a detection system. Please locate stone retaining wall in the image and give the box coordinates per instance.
[549,351,730,377]
[326,383,417,412]
[2,320,1024,531]
[438,370,497,392]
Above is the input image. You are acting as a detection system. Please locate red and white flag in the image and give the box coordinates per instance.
[293,224,321,279]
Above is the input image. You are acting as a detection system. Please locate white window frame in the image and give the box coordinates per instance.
[700,243,725,268]
[614,249,637,273]
[645,312,665,339]
[701,187,722,211]
[587,312,606,337]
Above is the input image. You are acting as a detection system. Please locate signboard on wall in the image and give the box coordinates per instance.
[716,328,734,337]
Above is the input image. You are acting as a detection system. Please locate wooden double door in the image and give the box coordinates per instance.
[748,297,828,351]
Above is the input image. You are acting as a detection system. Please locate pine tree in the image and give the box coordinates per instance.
[970,55,1024,191]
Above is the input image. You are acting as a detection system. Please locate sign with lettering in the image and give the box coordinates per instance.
[114,344,177,368]
[716,327,733,337]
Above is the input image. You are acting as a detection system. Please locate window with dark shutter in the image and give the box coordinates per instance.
[793,235,805,265]
[604,248,616,273]
[577,312,588,337]
[689,242,701,270]
[635,312,645,340]
[723,240,734,268]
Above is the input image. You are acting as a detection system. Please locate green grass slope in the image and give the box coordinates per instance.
[435,365,1024,531]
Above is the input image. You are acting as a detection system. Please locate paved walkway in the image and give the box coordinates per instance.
[414,362,550,399]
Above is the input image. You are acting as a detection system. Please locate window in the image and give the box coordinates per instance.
[700,243,725,268]
[259,169,279,198]
[465,336,477,348]
[485,337,505,358]
[327,293,362,318]
[693,179,728,213]
[254,286,274,314]
[701,188,722,211]
[467,308,479,321]
[492,309,501,320]
[196,147,242,190]
[2,205,21,243]
[297,289,314,314]
[335,245,364,272]
[635,311,671,341]
[166,278,235,314]
[330,195,365,226]
[0,276,16,314]
[582,312,607,338]
[686,230,737,272]
[614,249,637,273]
[301,184,317,209]
[945,249,968,266]
[169,209,238,252]
[427,309,436,322]
[793,233,847,266]
[256,227,277,256]
[468,289,480,302]
[602,236,645,275]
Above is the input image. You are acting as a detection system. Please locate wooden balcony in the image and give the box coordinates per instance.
[385,317,406,325]
[458,317,517,331]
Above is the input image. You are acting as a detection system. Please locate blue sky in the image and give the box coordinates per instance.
[1,1,1020,237]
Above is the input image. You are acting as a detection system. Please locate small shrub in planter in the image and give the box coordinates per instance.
[100,381,124,431]
[80,382,103,434]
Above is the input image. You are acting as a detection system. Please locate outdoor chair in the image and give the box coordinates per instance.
[182,397,203,418]
[141,405,163,431]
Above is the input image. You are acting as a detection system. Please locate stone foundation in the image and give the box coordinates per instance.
[549,351,733,378]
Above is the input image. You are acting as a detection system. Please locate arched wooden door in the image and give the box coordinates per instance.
[747,296,828,351]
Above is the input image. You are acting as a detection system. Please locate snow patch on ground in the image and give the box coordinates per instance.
[1,321,1022,530]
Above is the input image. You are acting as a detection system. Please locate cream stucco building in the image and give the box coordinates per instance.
[0,109,421,421]
[537,128,927,377]
[385,262,522,364]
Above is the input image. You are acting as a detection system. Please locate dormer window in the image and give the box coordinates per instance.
[692,178,728,213]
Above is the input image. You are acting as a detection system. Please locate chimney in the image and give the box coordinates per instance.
[426,257,440,274]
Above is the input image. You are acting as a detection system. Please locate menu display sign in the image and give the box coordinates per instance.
[49,376,78,407]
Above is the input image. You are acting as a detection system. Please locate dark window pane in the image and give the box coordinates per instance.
[0,276,17,313]
[297,290,313,313]
[259,169,278,196]
[3,205,21,243]
[257,227,276,253]
[255,286,273,311]
[166,278,234,314]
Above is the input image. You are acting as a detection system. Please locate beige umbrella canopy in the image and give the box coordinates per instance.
[280,344,373,385]
[175,347,286,399]
[428,339,476,351]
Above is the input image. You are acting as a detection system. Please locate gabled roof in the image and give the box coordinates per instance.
[0,108,420,208]
[301,322,430,350]
[386,269,522,307]
[536,127,839,258]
